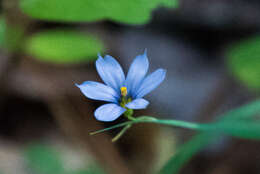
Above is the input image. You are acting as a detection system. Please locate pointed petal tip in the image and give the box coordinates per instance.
[160,68,167,74]
[97,54,104,61]
[144,48,147,55]
[104,55,121,65]
[104,55,116,61]
[76,81,119,102]
[162,69,167,79]
[96,54,125,91]
[104,54,111,58]
[142,50,148,58]
[157,68,167,78]
[135,68,167,98]
[75,82,87,88]
[97,52,102,57]
[125,51,149,95]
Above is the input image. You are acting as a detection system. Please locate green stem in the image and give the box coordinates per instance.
[111,124,132,142]
[139,116,207,130]
[126,114,135,121]
[123,108,134,120]
[90,121,133,135]
[90,116,209,136]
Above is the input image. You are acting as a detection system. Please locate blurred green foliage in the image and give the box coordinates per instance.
[20,0,178,24]
[0,19,5,47]
[75,167,106,174]
[25,144,64,174]
[0,18,104,64]
[159,133,211,174]
[24,30,104,64]
[227,36,260,90]
[0,18,24,51]
[24,144,105,174]
[159,99,260,174]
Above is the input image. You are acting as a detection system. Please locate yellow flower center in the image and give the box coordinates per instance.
[120,86,127,97]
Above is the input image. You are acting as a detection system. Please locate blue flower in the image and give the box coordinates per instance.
[76,51,166,122]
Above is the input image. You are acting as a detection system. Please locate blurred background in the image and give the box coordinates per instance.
[0,0,260,174]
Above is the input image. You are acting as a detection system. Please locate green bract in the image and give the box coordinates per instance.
[227,36,260,90]
[24,30,105,64]
[20,0,178,24]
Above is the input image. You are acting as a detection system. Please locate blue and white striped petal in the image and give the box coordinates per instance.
[94,103,126,122]
[125,51,149,96]
[96,55,125,92]
[76,81,119,102]
[135,69,166,98]
[125,98,149,109]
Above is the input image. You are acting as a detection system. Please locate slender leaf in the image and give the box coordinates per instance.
[159,132,215,174]
[159,99,260,174]
[213,120,260,139]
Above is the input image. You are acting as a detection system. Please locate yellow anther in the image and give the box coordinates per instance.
[120,87,127,96]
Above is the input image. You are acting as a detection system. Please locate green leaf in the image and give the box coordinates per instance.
[159,132,214,174]
[20,0,178,24]
[24,30,105,64]
[158,121,260,174]
[213,120,260,139]
[24,144,64,174]
[220,100,260,120]
[227,36,260,90]
[159,99,260,174]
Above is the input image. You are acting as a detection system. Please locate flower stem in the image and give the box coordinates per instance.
[138,116,208,130]
[90,116,209,136]
[123,108,135,120]
[126,114,136,121]
[112,124,132,142]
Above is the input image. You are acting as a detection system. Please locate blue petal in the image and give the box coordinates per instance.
[76,81,119,102]
[125,98,149,109]
[125,51,149,96]
[135,69,166,98]
[94,103,126,122]
[96,55,125,92]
